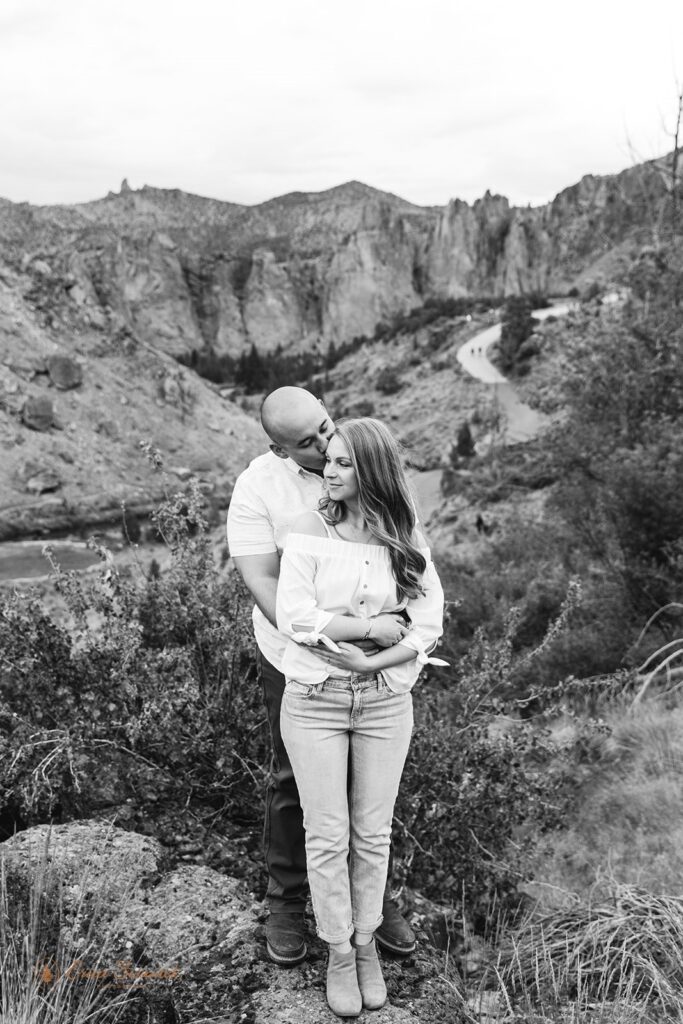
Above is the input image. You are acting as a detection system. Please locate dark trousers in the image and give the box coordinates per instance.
[260,652,309,914]
[259,652,395,915]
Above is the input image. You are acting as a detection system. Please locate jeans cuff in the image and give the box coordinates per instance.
[353,916,383,934]
[317,924,354,944]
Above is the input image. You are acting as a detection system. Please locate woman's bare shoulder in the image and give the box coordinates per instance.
[291,510,328,537]
[412,525,429,549]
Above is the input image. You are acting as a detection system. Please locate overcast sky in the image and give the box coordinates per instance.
[1,0,682,210]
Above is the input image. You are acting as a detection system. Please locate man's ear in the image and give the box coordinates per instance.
[270,442,289,460]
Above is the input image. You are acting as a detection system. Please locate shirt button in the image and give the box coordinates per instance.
[365,560,369,565]
[363,584,367,588]
[359,600,365,605]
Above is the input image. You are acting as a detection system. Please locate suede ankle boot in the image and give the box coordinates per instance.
[355,938,387,1010]
[326,947,362,1018]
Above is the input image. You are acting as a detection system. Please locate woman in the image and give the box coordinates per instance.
[276,418,446,1018]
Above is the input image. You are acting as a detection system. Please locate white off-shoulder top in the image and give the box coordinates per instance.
[275,515,446,692]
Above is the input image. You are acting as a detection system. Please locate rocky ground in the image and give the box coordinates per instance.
[2,820,470,1024]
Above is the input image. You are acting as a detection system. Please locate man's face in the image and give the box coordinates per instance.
[270,401,335,471]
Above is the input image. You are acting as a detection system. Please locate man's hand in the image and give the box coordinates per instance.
[354,638,381,654]
[367,613,410,648]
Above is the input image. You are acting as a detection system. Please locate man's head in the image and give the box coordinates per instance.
[260,386,335,471]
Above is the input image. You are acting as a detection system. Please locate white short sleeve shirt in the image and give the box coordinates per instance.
[226,451,326,669]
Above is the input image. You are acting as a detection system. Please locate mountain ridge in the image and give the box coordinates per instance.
[0,150,674,538]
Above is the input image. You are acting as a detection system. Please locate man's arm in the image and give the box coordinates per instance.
[232,552,281,628]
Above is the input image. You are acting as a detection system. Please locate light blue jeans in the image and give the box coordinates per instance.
[280,672,413,944]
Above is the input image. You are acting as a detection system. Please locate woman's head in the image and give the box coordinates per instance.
[323,418,411,518]
[320,418,426,599]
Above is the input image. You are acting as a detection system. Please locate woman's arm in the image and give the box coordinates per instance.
[322,541,446,674]
[276,515,408,646]
[399,549,445,655]
[318,637,418,674]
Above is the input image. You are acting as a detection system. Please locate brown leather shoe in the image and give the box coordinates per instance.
[374,898,416,956]
[265,912,307,966]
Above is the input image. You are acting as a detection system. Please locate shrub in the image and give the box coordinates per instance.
[395,707,571,920]
[392,582,591,919]
[0,473,267,828]
[375,366,403,394]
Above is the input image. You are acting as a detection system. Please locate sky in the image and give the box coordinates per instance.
[1,0,682,211]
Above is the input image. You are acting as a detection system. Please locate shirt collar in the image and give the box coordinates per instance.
[283,456,325,481]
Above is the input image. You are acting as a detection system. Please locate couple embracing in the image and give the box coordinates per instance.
[227,387,446,1018]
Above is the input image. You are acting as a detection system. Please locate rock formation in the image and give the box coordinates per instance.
[0,153,672,539]
[1,821,462,1023]
[0,155,670,369]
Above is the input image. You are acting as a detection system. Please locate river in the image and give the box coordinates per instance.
[0,540,102,584]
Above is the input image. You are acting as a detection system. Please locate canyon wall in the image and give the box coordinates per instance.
[0,158,668,365]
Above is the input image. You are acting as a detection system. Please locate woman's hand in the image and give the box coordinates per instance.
[366,613,410,649]
[319,642,374,674]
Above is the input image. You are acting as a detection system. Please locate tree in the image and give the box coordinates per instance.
[546,252,683,617]
[455,421,476,460]
[498,297,535,375]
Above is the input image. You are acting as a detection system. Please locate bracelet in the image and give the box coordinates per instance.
[360,621,373,641]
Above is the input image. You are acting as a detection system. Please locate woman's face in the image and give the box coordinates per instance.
[323,435,359,505]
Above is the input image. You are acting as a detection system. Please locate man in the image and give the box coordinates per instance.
[226,386,417,966]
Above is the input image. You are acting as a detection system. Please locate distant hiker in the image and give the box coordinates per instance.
[275,417,446,1016]
[475,513,487,535]
[226,388,417,973]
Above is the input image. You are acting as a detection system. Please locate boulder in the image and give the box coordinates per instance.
[47,354,83,390]
[0,381,25,416]
[0,821,462,1024]
[16,459,62,494]
[21,395,54,431]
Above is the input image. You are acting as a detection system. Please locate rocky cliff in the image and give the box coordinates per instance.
[0,154,671,539]
[0,239,266,541]
[0,155,671,367]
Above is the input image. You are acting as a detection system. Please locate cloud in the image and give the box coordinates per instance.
[0,0,681,207]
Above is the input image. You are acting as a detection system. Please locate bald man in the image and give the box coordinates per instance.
[227,386,416,966]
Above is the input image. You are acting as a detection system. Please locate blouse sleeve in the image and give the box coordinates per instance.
[396,548,448,667]
[276,534,335,638]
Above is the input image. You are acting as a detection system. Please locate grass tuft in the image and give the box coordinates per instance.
[1,826,142,1024]
[500,881,683,1022]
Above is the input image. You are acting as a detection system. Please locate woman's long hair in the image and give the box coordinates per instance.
[319,418,426,600]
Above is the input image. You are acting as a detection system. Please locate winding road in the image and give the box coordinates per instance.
[456,303,573,443]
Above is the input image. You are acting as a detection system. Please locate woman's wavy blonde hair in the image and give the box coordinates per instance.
[319,417,426,600]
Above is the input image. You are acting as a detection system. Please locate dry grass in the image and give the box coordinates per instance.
[498,882,683,1023]
[454,692,683,1021]
[524,698,683,901]
[1,828,138,1024]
